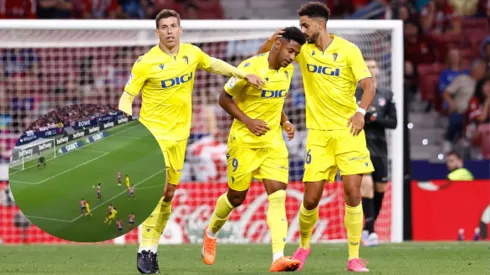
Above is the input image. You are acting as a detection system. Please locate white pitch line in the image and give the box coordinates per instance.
[136,184,166,190]
[34,152,110,185]
[110,135,142,140]
[78,148,110,154]
[69,169,165,223]
[25,215,72,223]
[9,180,38,184]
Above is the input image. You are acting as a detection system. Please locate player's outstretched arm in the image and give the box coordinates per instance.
[257,29,285,54]
[206,57,264,89]
[218,91,270,136]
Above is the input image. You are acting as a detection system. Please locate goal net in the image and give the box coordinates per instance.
[9,138,56,172]
[0,20,403,244]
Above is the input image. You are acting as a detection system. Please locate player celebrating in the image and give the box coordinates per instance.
[201,27,305,272]
[118,9,263,274]
[118,171,122,186]
[105,207,118,225]
[79,199,86,216]
[258,2,375,272]
[128,184,135,200]
[96,183,102,200]
[108,204,114,216]
[125,174,130,190]
[128,212,135,230]
[84,201,92,217]
[355,57,397,247]
[37,156,46,168]
[116,218,123,232]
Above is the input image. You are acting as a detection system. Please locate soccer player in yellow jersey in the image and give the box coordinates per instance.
[118,9,263,274]
[258,2,376,272]
[201,27,305,272]
[105,207,118,225]
[84,201,92,217]
[125,174,130,190]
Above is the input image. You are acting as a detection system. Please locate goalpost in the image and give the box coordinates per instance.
[9,139,56,172]
[0,19,403,244]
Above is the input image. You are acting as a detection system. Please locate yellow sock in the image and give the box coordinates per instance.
[153,200,172,240]
[299,203,318,249]
[140,197,169,249]
[345,203,363,260]
[267,190,287,255]
[208,193,234,234]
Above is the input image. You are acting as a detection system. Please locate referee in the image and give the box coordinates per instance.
[355,57,397,247]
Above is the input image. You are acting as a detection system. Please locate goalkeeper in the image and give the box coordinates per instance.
[37,156,46,168]
[355,57,397,247]
[118,9,263,275]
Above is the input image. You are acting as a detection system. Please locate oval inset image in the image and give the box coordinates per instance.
[8,104,166,242]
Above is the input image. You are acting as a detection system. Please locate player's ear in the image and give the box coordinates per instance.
[154,29,160,38]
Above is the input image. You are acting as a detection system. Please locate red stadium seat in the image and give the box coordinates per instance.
[462,18,489,33]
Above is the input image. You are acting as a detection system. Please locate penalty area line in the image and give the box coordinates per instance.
[25,215,72,223]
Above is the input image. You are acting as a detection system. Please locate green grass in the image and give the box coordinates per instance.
[8,121,166,242]
[0,243,488,274]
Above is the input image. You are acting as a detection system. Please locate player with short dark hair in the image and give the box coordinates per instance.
[202,27,305,272]
[37,156,46,168]
[355,57,397,247]
[258,2,376,272]
[119,8,264,274]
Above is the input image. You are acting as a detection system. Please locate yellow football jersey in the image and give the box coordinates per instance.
[224,52,294,148]
[125,177,130,185]
[111,209,118,216]
[296,34,371,130]
[124,43,212,140]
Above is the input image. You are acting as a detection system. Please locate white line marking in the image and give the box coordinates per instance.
[136,184,166,190]
[70,169,165,223]
[78,148,110,154]
[9,180,38,184]
[111,135,142,139]
[25,215,72,223]
[34,152,110,185]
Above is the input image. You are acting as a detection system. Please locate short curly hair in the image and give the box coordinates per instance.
[281,26,307,46]
[298,1,331,21]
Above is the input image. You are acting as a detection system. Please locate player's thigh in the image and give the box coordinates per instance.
[227,146,261,192]
[258,146,289,194]
[336,130,374,177]
[158,139,188,185]
[303,129,338,183]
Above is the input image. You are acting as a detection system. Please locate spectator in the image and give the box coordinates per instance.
[73,0,119,19]
[449,0,480,16]
[481,35,490,71]
[467,77,490,158]
[0,0,36,18]
[119,0,146,19]
[420,0,461,34]
[442,59,487,152]
[446,151,474,180]
[349,0,391,19]
[439,48,470,112]
[399,3,418,21]
[37,0,73,19]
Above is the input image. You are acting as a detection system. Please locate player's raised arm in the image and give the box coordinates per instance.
[118,57,147,116]
[196,47,264,89]
[257,28,285,54]
[347,45,376,136]
[219,76,270,136]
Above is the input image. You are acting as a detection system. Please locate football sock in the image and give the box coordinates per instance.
[362,197,375,234]
[207,193,235,237]
[373,191,385,220]
[139,196,172,254]
[299,203,318,250]
[267,190,287,261]
[345,203,363,260]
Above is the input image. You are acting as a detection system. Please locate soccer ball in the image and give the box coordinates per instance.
[92,186,95,188]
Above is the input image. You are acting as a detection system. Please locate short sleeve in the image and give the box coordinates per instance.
[124,56,147,96]
[223,60,252,96]
[347,44,371,82]
[195,46,212,70]
[445,76,461,94]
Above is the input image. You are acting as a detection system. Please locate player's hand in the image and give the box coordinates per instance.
[282,121,295,141]
[268,28,285,43]
[245,118,270,136]
[245,74,265,89]
[347,112,365,136]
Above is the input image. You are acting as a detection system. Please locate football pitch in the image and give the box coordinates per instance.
[8,121,166,242]
[0,243,488,274]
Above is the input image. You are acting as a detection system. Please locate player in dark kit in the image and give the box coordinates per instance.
[37,156,46,168]
[96,183,102,200]
[355,57,397,247]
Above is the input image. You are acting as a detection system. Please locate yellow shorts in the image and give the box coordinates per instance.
[156,139,188,185]
[227,145,289,192]
[303,129,374,183]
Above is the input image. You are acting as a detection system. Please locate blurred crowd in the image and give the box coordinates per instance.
[27,104,114,131]
[0,0,489,170]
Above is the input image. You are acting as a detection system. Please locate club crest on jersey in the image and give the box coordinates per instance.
[183,56,189,64]
[378,98,386,106]
[332,53,338,62]
[159,64,164,70]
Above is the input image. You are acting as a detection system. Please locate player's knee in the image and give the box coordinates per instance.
[164,184,177,201]
[226,191,246,208]
[344,185,362,206]
[303,195,320,210]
